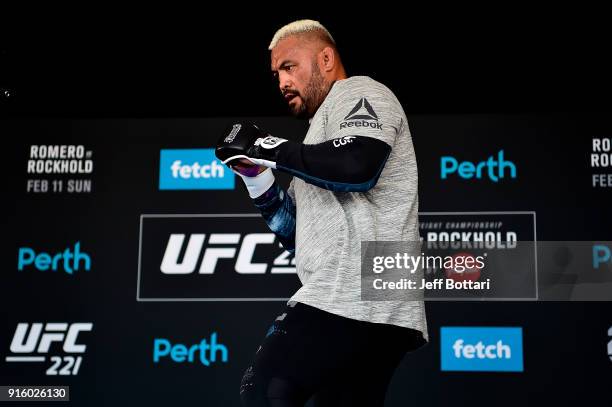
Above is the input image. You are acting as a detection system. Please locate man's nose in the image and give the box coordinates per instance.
[278,73,292,93]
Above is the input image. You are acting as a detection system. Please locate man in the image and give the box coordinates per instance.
[216,19,427,407]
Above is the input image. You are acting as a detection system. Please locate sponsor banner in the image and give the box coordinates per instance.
[5,323,93,376]
[591,137,612,188]
[440,150,517,182]
[152,333,228,367]
[418,212,537,300]
[25,145,94,194]
[538,241,612,300]
[440,327,524,372]
[138,214,299,301]
[159,149,234,190]
[608,326,612,363]
[17,242,90,275]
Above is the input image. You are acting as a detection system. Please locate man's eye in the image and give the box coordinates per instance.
[285,65,294,71]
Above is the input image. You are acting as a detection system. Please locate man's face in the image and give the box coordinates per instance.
[271,36,328,118]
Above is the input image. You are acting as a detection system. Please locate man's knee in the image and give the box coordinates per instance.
[266,376,307,402]
[240,366,307,407]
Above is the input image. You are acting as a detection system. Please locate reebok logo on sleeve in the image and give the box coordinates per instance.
[340,98,383,130]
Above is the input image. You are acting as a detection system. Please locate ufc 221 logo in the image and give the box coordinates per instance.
[161,233,295,274]
[6,322,93,376]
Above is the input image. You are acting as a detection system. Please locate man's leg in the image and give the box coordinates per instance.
[311,321,426,407]
[240,302,426,406]
[240,301,359,407]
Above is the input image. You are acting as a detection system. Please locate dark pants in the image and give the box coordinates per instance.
[240,301,426,407]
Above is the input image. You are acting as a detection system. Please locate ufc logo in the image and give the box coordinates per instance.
[160,233,295,274]
[10,323,93,354]
[332,136,356,148]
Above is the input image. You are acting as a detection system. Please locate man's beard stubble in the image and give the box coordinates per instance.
[292,61,329,119]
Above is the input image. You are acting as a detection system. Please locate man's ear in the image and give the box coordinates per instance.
[320,46,335,72]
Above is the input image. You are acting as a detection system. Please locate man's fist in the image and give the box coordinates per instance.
[231,158,267,177]
[215,122,288,169]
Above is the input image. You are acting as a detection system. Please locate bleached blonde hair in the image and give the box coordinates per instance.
[268,19,335,50]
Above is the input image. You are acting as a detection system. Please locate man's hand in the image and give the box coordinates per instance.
[215,122,288,169]
[231,158,267,178]
[216,123,278,198]
[228,157,275,199]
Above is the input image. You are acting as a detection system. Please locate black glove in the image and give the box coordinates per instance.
[215,122,288,169]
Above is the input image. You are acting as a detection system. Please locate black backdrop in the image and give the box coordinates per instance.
[2,9,612,407]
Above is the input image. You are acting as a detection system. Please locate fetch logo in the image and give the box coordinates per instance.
[593,245,611,269]
[441,327,524,372]
[17,242,91,274]
[159,149,234,190]
[153,333,228,366]
[440,150,517,182]
[340,98,383,130]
